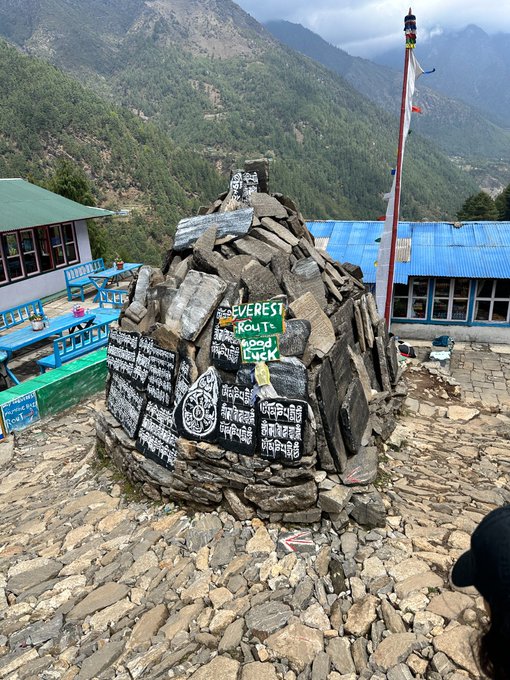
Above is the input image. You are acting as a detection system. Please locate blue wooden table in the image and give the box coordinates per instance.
[0,311,96,385]
[89,263,142,300]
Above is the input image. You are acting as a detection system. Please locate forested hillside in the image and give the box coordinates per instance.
[265,20,510,163]
[0,40,224,264]
[0,0,479,225]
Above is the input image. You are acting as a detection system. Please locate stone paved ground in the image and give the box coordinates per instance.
[0,346,509,679]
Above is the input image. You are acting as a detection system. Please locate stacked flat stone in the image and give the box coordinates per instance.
[96,172,406,527]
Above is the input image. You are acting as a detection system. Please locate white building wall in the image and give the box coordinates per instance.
[3,220,93,309]
[392,322,510,344]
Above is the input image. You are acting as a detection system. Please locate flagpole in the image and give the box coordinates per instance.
[383,8,416,326]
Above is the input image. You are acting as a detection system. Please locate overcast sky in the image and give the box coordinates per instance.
[236,1,510,57]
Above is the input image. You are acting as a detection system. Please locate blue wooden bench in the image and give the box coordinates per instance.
[98,289,128,308]
[0,299,44,332]
[64,258,105,301]
[37,320,112,372]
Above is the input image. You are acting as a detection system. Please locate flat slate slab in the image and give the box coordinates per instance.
[316,358,347,472]
[340,377,370,455]
[174,208,254,251]
[164,270,227,341]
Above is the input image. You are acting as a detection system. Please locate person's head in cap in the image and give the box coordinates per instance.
[452,505,510,680]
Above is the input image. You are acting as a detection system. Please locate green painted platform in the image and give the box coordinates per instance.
[0,348,107,431]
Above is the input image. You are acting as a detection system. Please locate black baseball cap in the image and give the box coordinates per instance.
[451,505,510,605]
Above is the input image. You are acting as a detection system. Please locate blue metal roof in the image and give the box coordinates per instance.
[307,220,510,284]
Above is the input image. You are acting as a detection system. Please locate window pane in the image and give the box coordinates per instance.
[433,299,448,319]
[4,234,19,256]
[7,257,23,279]
[495,280,510,298]
[23,253,39,275]
[53,246,65,266]
[393,298,408,318]
[411,298,427,319]
[0,258,6,282]
[36,228,53,272]
[452,300,468,320]
[65,242,77,263]
[49,226,62,247]
[475,300,491,320]
[62,223,74,242]
[434,279,450,296]
[20,231,35,252]
[454,279,470,297]
[412,278,428,297]
[477,279,493,297]
[492,301,509,322]
[394,283,409,296]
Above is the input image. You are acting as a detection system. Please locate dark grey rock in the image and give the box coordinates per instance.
[387,664,415,680]
[7,561,63,596]
[363,350,382,392]
[249,193,289,219]
[312,651,331,680]
[210,537,236,569]
[241,259,282,301]
[292,576,315,610]
[349,490,386,528]
[279,320,311,357]
[174,208,254,251]
[245,601,293,640]
[78,640,125,680]
[237,357,307,401]
[374,337,391,392]
[351,637,369,673]
[329,557,346,594]
[234,235,279,265]
[329,336,352,403]
[244,481,317,512]
[186,515,223,551]
[282,508,322,524]
[316,358,347,472]
[340,378,370,455]
[340,447,379,486]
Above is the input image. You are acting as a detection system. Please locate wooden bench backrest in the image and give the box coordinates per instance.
[64,258,105,283]
[0,300,44,331]
[52,321,112,367]
[98,289,128,308]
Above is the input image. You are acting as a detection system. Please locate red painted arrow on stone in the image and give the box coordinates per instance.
[279,530,315,553]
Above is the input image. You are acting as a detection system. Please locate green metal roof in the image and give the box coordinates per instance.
[0,178,114,232]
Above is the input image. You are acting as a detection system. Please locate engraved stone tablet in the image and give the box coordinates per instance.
[218,384,256,455]
[257,398,306,464]
[174,367,221,443]
[147,344,177,407]
[210,307,241,372]
[136,400,178,471]
[107,373,146,439]
[107,329,139,378]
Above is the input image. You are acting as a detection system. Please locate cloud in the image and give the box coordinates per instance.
[238,0,510,57]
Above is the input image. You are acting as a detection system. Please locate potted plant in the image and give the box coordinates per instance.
[113,256,124,270]
[72,304,85,318]
[29,313,45,331]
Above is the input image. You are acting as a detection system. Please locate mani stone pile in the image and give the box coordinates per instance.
[96,167,405,528]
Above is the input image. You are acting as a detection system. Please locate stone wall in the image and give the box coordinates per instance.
[96,164,407,527]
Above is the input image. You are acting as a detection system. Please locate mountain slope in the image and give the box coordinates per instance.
[0,0,478,221]
[265,20,510,163]
[0,39,224,263]
[376,25,510,129]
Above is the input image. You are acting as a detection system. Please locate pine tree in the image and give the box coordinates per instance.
[457,191,498,221]
[495,184,510,220]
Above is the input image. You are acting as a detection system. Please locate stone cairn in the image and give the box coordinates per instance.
[96,161,406,529]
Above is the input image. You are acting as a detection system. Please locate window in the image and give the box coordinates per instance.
[392,278,430,319]
[432,278,470,321]
[2,233,24,280]
[393,283,409,318]
[475,279,510,323]
[49,225,65,266]
[0,223,80,286]
[20,230,40,275]
[62,223,78,264]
